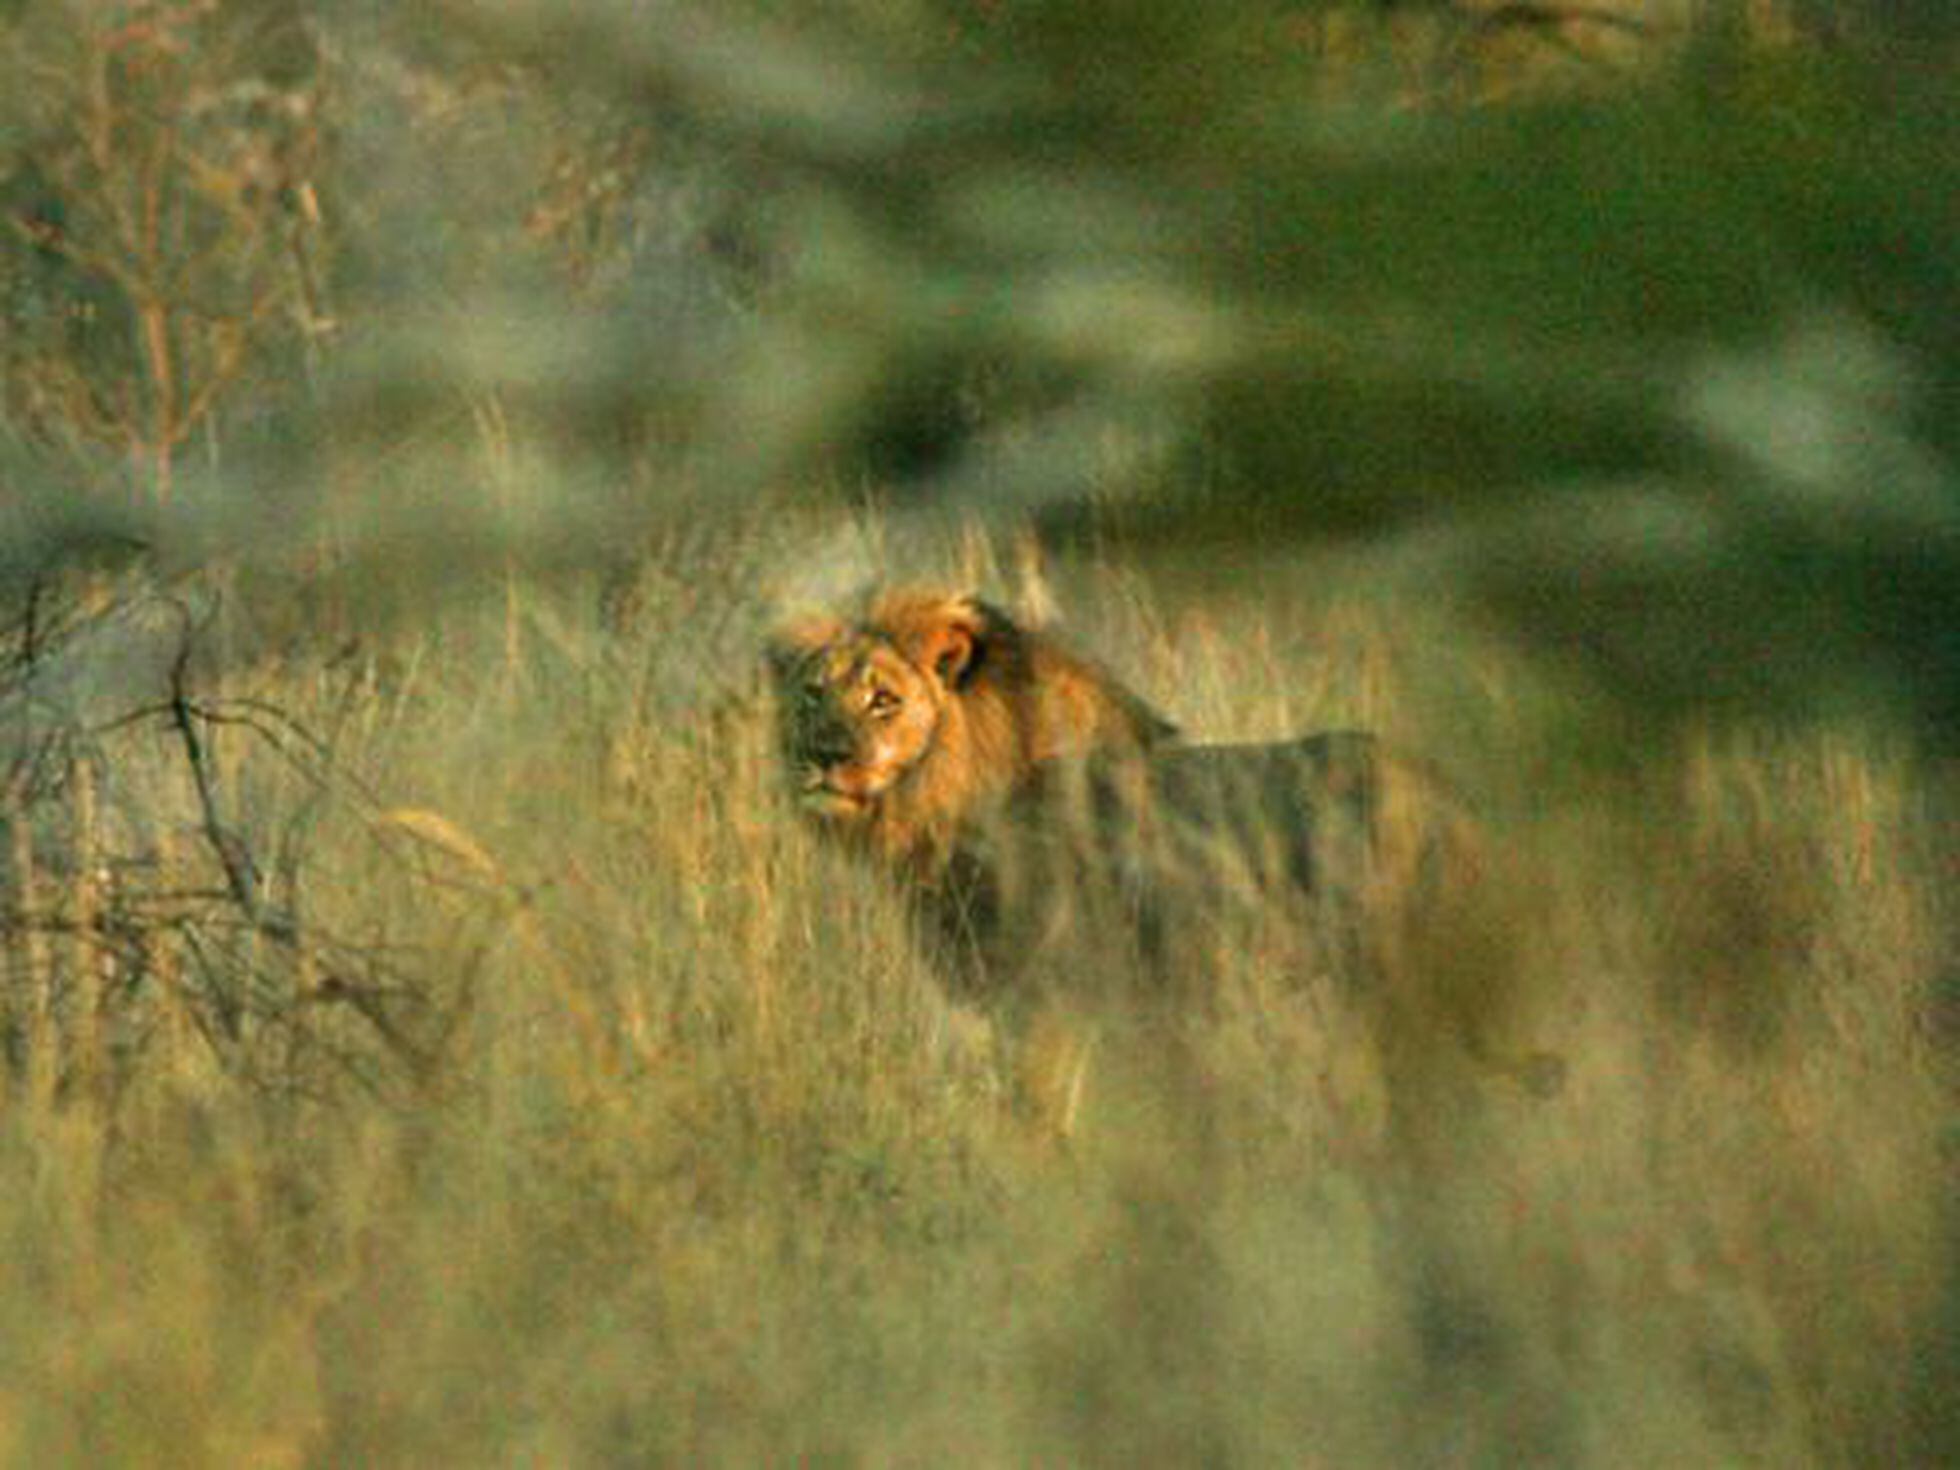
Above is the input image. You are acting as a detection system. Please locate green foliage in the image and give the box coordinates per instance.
[5,3,1957,722]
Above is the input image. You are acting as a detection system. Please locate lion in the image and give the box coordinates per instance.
[767,589,1554,1126]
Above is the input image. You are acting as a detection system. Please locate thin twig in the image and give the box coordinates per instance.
[165,600,272,929]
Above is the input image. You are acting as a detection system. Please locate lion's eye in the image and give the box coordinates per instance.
[867,689,902,717]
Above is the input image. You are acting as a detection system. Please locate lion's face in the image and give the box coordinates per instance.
[768,596,982,826]
[776,638,946,819]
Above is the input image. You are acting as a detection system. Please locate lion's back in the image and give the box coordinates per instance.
[933,730,1478,996]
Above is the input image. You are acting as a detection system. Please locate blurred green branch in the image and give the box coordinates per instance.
[2,1,1957,730]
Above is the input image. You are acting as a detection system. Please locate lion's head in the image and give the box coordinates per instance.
[768,593,985,820]
[767,590,1177,865]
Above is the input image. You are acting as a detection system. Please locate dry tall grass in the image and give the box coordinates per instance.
[0,531,1948,1466]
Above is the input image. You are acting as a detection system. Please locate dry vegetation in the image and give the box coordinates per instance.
[0,540,1948,1465]
[1,1,1955,1465]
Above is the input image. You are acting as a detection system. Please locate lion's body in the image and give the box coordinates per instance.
[769,591,1470,1000]
[766,589,1536,1130]
[929,730,1475,1002]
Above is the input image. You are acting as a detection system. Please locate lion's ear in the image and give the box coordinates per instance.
[897,599,972,689]
[871,590,1015,688]
[925,621,976,687]
[917,595,991,689]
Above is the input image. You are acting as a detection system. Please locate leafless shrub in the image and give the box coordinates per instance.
[0,572,500,1111]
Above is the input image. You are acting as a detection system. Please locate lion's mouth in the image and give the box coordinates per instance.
[798,770,876,817]
[801,788,869,817]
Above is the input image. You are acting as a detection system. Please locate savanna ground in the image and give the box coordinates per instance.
[2,2,1957,1465]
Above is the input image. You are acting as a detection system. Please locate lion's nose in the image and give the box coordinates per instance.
[807,727,857,768]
